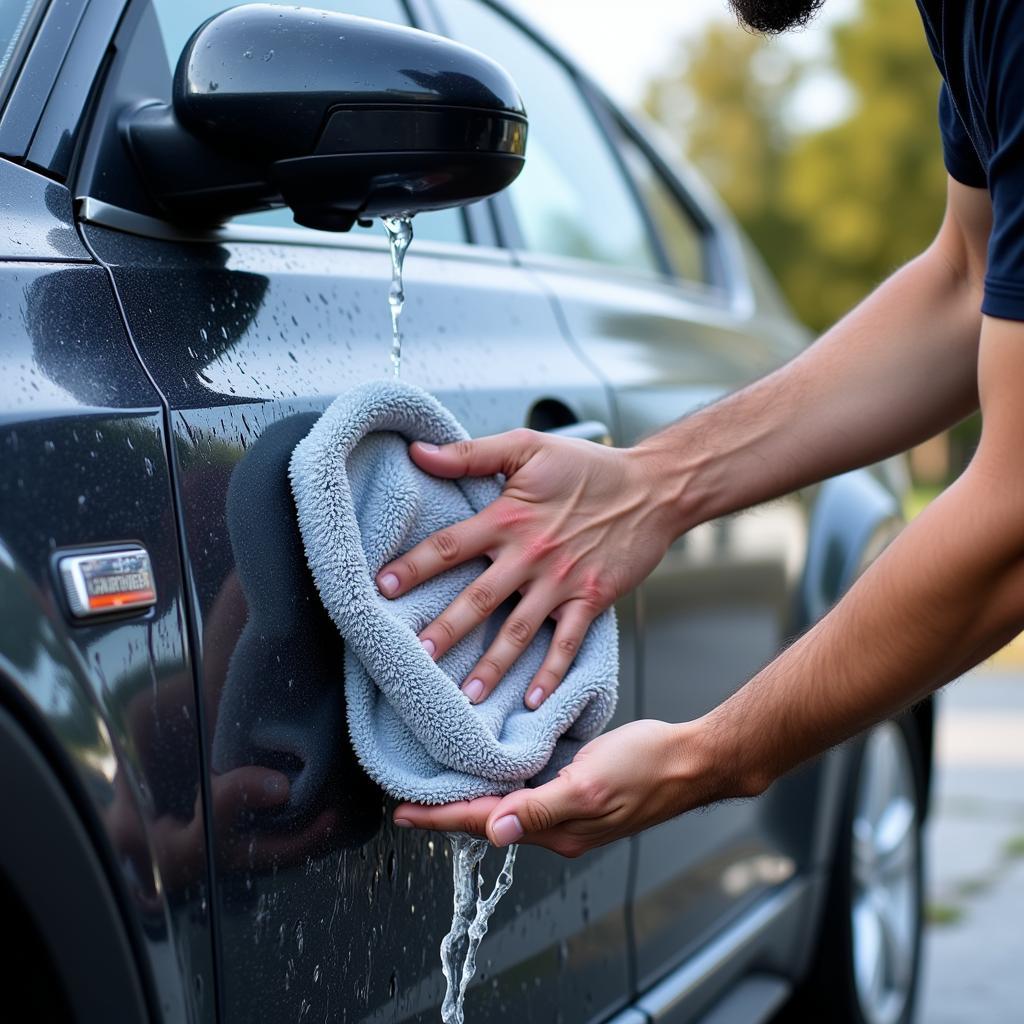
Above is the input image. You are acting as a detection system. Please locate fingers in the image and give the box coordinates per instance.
[460,592,553,704]
[522,600,593,710]
[393,774,613,858]
[376,511,493,599]
[408,429,539,480]
[484,772,580,848]
[418,562,525,663]
[392,796,502,836]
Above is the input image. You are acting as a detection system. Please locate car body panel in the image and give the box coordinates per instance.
[521,257,826,990]
[84,218,637,1024]
[0,164,215,1022]
[0,158,91,261]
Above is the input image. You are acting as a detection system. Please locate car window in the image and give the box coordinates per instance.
[438,0,659,273]
[617,133,708,285]
[0,0,45,106]
[150,0,466,245]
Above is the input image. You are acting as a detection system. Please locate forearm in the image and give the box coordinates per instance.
[636,245,982,532]
[693,455,1024,800]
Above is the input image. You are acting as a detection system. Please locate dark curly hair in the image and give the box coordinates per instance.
[728,0,826,34]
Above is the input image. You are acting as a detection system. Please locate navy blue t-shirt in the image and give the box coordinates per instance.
[916,0,1024,320]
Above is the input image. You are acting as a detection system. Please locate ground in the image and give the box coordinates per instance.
[918,660,1024,1022]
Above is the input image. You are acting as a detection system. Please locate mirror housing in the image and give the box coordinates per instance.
[123,4,527,231]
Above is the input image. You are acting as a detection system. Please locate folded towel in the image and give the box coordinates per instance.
[289,379,618,805]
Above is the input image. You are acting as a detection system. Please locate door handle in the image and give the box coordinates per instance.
[545,420,614,445]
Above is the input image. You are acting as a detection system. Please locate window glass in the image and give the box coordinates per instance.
[0,0,44,103]
[151,0,466,244]
[618,134,708,284]
[439,0,659,273]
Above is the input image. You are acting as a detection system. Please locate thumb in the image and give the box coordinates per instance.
[409,429,537,480]
[485,773,577,847]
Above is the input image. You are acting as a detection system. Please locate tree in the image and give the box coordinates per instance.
[645,0,948,333]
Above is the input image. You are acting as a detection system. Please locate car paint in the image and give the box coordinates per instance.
[0,1,917,1023]
[0,157,213,1020]
[83,217,638,1024]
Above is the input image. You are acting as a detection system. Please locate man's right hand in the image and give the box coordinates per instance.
[375,428,681,709]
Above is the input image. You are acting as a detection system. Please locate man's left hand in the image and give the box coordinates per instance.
[392,719,735,857]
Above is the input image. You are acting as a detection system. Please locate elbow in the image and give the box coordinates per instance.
[924,240,986,314]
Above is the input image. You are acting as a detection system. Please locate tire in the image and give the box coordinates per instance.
[779,716,925,1024]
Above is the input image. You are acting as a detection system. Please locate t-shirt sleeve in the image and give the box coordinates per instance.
[938,84,987,188]
[983,20,1024,321]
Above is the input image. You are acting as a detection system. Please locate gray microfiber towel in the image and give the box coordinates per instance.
[289,379,618,805]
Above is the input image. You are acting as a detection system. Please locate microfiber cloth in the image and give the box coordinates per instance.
[289,379,618,805]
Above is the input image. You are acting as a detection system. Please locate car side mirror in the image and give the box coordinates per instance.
[122,3,527,231]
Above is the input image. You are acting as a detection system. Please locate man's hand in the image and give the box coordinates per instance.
[391,719,735,856]
[375,430,680,708]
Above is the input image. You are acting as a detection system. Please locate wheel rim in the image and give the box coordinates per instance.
[850,722,921,1024]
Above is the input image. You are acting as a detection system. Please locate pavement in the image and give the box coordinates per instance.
[917,664,1024,1023]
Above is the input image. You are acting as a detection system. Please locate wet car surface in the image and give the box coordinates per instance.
[0,2,931,1022]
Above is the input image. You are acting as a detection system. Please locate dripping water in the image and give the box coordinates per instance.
[381,215,414,378]
[440,834,518,1024]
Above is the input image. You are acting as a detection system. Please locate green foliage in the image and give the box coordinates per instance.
[646,0,948,332]
[925,901,964,927]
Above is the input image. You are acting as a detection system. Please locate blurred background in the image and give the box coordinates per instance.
[511,1,1023,1019]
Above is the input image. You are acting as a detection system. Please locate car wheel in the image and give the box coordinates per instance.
[779,716,925,1024]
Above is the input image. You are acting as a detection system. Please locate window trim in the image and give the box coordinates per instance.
[576,76,680,281]
[76,194,512,265]
[430,0,737,308]
[432,0,668,278]
[609,109,733,296]
[0,0,50,116]
[0,0,90,162]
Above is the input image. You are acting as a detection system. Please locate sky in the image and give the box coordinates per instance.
[508,0,860,127]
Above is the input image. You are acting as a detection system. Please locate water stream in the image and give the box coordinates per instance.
[440,835,518,1024]
[381,215,414,378]
[378,215,517,1021]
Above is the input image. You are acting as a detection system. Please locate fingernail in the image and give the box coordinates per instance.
[394,817,413,829]
[492,814,524,846]
[378,572,399,596]
[415,441,439,453]
[420,637,436,657]
[462,678,485,703]
[526,687,545,709]
[263,774,289,798]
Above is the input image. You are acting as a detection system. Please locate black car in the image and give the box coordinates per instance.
[0,1,931,1022]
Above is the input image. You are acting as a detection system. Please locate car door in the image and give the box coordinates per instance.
[1,4,215,1020]
[73,1,638,1021]
[434,0,819,997]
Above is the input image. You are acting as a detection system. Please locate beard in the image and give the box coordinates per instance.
[728,0,825,34]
